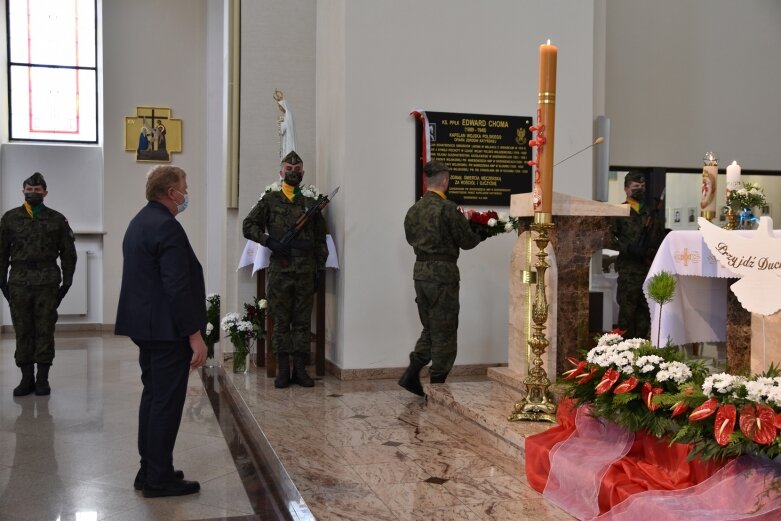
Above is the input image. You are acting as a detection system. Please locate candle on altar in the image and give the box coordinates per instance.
[726,160,741,194]
[534,39,557,214]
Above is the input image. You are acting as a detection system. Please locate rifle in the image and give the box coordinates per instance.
[277,186,339,266]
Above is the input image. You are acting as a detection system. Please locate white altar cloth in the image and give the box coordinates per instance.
[237,234,339,274]
[644,229,781,346]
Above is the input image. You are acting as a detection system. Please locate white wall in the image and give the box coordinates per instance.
[605,0,781,171]
[314,0,596,369]
[102,0,211,327]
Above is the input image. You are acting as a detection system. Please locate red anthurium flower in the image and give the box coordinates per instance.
[641,382,663,411]
[613,376,639,395]
[595,369,621,395]
[689,399,719,422]
[609,328,626,336]
[670,401,690,418]
[739,404,778,445]
[563,361,588,380]
[714,404,736,446]
[577,367,600,384]
[774,412,781,431]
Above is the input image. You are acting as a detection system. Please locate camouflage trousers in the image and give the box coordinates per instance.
[267,271,314,355]
[617,274,651,340]
[411,279,459,380]
[8,283,59,366]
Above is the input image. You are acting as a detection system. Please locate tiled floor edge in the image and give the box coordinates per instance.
[201,366,314,520]
[324,360,507,381]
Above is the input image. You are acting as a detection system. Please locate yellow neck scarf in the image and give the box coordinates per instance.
[429,190,447,200]
[281,182,297,202]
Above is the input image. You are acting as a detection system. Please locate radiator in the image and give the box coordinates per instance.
[59,250,89,315]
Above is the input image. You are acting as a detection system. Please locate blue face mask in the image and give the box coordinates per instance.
[174,189,189,214]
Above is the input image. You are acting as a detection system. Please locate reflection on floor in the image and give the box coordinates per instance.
[0,332,253,521]
[222,361,575,520]
[0,331,575,520]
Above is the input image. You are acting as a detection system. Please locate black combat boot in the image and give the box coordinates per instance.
[398,354,426,396]
[35,363,52,396]
[274,354,291,388]
[430,373,449,384]
[291,354,315,387]
[13,364,36,396]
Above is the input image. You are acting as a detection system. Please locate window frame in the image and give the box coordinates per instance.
[5,0,99,144]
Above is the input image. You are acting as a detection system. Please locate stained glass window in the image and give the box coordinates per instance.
[7,0,98,143]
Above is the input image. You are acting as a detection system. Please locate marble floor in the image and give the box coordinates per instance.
[1,331,575,520]
[223,361,575,520]
[0,332,254,521]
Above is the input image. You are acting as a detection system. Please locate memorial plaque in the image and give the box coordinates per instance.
[413,111,533,206]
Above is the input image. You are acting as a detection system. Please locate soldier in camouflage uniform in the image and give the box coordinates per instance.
[611,170,665,339]
[399,160,486,396]
[0,172,77,396]
[243,151,328,388]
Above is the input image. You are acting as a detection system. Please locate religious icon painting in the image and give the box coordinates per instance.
[124,106,183,162]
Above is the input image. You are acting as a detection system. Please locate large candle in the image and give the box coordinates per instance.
[726,160,741,195]
[534,40,557,214]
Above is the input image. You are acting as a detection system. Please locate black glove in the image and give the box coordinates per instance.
[313,270,324,293]
[266,237,291,256]
[289,238,314,251]
[0,280,8,301]
[58,283,71,303]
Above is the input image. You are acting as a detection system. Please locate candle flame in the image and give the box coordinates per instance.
[547,39,551,45]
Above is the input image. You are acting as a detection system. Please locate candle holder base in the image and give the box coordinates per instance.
[724,208,738,230]
[700,210,716,222]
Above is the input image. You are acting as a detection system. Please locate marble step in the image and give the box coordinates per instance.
[423,379,556,459]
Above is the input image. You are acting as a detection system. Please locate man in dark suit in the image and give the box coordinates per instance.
[116,165,207,498]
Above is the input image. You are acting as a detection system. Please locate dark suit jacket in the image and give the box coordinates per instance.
[115,201,206,341]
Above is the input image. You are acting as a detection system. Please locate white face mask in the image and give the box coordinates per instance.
[174,189,189,214]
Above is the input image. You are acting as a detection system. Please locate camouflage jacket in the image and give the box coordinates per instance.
[0,205,77,286]
[242,190,328,273]
[611,201,666,276]
[404,192,481,284]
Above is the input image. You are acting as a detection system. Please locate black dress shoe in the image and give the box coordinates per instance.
[134,468,185,490]
[143,479,200,498]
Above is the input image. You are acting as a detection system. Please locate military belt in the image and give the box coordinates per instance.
[416,255,457,263]
[12,260,57,269]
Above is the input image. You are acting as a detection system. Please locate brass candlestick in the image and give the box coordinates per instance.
[724,207,738,230]
[509,212,557,423]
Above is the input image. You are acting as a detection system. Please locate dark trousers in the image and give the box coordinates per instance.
[134,339,191,485]
[412,279,460,379]
[8,283,59,366]
[268,271,314,355]
[617,276,651,340]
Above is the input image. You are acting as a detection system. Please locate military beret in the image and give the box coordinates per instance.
[23,172,47,189]
[423,160,449,177]
[624,170,645,186]
[281,150,303,165]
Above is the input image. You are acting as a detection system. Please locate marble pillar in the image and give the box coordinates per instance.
[490,193,629,389]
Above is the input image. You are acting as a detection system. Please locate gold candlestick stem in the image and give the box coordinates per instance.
[724,207,738,230]
[509,213,557,423]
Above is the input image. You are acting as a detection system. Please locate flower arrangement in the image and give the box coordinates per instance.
[565,331,781,462]
[726,181,766,212]
[203,293,220,361]
[259,180,321,201]
[243,296,268,340]
[220,312,257,373]
[459,209,520,239]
